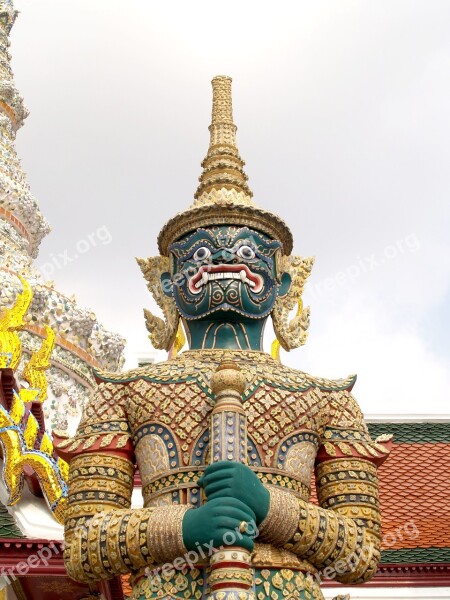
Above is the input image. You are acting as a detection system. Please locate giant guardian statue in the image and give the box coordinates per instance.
[62,76,390,600]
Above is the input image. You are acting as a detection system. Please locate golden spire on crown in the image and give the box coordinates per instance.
[157,76,293,256]
[194,75,253,203]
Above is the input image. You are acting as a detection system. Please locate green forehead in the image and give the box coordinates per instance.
[169,226,281,255]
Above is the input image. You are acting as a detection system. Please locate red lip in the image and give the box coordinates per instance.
[188,264,263,295]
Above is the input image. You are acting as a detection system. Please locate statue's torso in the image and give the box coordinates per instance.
[93,350,359,600]
[126,350,345,509]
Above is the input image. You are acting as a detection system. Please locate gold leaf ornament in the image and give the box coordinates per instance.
[376,433,393,443]
[271,255,314,352]
[137,256,180,351]
[272,572,283,589]
[0,392,68,523]
[0,275,33,369]
[21,324,55,403]
[170,321,187,358]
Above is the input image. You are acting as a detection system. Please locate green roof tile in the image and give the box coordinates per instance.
[368,422,450,444]
[0,502,23,538]
[381,547,450,563]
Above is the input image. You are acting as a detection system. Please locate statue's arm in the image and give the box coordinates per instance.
[258,390,390,584]
[259,457,381,583]
[64,452,190,582]
[63,382,189,583]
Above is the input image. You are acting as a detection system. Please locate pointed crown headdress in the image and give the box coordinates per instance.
[157,76,293,256]
[139,76,314,355]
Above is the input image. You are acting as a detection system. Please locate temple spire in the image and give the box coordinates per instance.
[0,1,17,34]
[0,0,50,259]
[194,75,253,203]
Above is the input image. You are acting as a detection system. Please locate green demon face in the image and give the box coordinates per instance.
[163,226,289,321]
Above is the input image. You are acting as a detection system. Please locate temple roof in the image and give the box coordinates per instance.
[304,420,450,571]
[368,422,450,564]
[0,501,23,538]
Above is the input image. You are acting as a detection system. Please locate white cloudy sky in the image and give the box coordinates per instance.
[11,0,450,415]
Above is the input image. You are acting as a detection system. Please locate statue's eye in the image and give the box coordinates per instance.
[193,247,211,262]
[237,245,255,260]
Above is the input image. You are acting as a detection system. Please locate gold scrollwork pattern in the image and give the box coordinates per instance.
[0,390,68,522]
[254,568,324,600]
[21,323,55,403]
[283,442,317,489]
[0,275,32,369]
[130,567,206,600]
[135,434,170,488]
[0,275,68,521]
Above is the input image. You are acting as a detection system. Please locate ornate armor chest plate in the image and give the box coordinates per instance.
[124,350,354,508]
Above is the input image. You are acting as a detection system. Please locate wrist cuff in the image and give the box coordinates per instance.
[258,486,300,546]
[147,505,190,563]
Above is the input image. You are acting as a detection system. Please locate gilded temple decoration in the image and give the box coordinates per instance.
[170,321,187,358]
[0,0,125,438]
[0,276,32,369]
[0,390,68,522]
[195,76,253,202]
[21,324,55,403]
[0,276,68,523]
[157,76,294,256]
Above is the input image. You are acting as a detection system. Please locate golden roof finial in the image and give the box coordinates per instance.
[194,75,253,203]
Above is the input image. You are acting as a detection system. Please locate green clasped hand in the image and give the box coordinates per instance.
[182,462,270,553]
[182,497,256,552]
[199,462,270,525]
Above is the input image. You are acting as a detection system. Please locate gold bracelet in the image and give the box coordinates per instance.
[147,505,190,563]
[258,486,300,546]
[289,499,319,555]
[126,510,155,568]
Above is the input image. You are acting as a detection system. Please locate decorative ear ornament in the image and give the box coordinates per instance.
[169,321,187,359]
[136,256,180,351]
[271,255,315,353]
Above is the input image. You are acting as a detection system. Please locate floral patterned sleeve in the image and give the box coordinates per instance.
[259,389,391,584]
[62,381,189,583]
